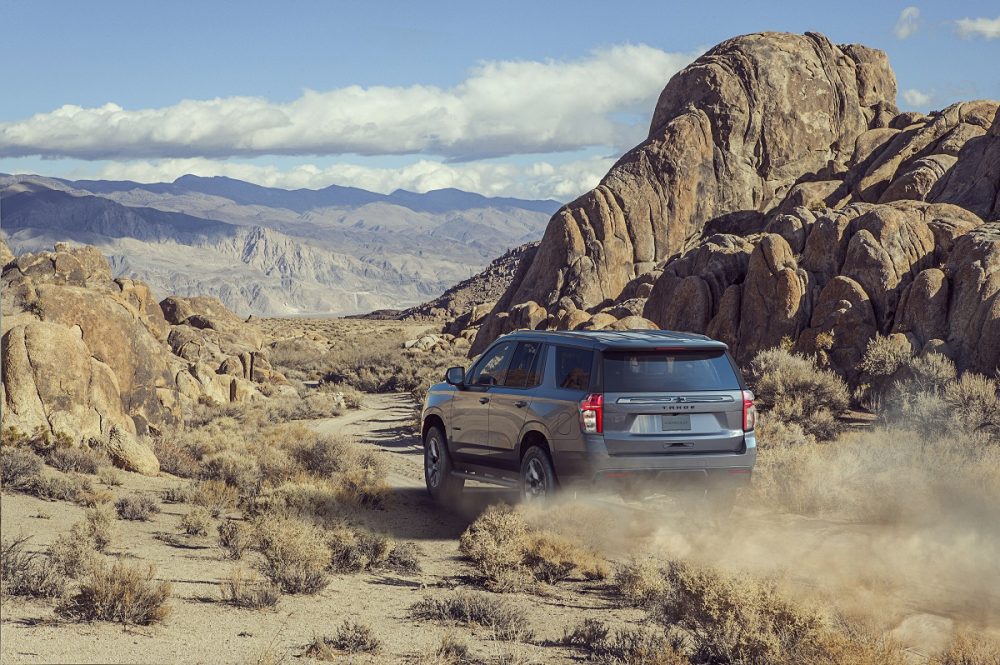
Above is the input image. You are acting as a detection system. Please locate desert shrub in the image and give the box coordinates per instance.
[0,446,43,487]
[326,525,391,572]
[613,558,669,608]
[23,473,98,504]
[202,450,262,497]
[422,632,472,664]
[254,516,330,594]
[522,531,608,583]
[98,466,123,487]
[563,620,686,665]
[219,567,280,610]
[180,507,212,536]
[0,535,67,598]
[460,504,606,590]
[149,434,202,478]
[115,493,160,521]
[83,504,115,551]
[652,560,827,665]
[190,479,239,517]
[58,559,171,625]
[47,445,108,474]
[265,393,346,421]
[459,505,529,591]
[858,334,911,379]
[748,348,849,442]
[48,528,99,578]
[306,619,382,658]
[251,479,341,520]
[930,632,1000,665]
[411,591,533,642]
[293,435,354,476]
[942,372,1000,435]
[387,541,422,574]
[218,519,255,559]
[162,485,190,503]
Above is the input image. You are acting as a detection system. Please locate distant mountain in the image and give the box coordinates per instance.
[0,174,561,316]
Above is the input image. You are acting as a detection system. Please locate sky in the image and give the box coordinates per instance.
[1,0,998,201]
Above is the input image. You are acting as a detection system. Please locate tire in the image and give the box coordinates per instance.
[520,445,558,502]
[424,425,464,502]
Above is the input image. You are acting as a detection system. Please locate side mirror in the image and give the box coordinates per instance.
[445,366,465,386]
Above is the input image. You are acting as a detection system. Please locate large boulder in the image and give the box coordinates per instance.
[474,31,897,354]
[103,425,159,476]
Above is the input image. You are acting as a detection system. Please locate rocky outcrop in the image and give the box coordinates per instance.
[472,32,897,355]
[1,243,284,460]
[470,31,1000,381]
[103,425,160,476]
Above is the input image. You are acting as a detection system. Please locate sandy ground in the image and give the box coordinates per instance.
[3,393,998,664]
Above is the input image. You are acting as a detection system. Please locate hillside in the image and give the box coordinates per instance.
[470,31,1000,385]
[0,174,559,316]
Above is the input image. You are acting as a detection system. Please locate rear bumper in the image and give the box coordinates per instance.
[554,431,756,486]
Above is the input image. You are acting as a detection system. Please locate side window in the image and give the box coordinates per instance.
[555,346,594,391]
[468,342,514,386]
[503,342,544,388]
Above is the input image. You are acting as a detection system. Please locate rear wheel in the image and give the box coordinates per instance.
[520,446,557,502]
[424,425,464,503]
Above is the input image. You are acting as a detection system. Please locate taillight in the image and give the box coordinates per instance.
[580,393,604,434]
[742,390,756,431]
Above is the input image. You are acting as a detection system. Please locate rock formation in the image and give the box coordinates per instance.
[471,31,1000,380]
[1,241,287,471]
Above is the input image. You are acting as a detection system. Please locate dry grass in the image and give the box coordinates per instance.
[930,632,1000,665]
[748,348,849,443]
[97,466,123,487]
[0,535,67,599]
[459,504,608,591]
[218,519,254,559]
[47,445,109,474]
[0,446,43,487]
[254,516,330,594]
[219,567,280,610]
[180,507,212,536]
[562,620,686,665]
[326,524,422,574]
[613,558,669,608]
[58,559,171,625]
[115,493,160,521]
[305,619,383,658]
[410,591,534,642]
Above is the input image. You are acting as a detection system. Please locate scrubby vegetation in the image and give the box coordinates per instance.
[459,504,607,591]
[410,591,533,642]
[219,566,280,610]
[115,493,160,521]
[1,535,67,599]
[305,619,383,658]
[58,559,171,625]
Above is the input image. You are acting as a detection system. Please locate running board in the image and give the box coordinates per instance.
[450,470,518,488]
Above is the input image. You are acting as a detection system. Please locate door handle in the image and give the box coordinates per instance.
[479,397,490,404]
[514,401,527,408]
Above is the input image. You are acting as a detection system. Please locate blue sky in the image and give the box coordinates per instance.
[2,0,998,199]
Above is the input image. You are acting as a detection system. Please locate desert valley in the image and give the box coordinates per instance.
[2,26,1000,665]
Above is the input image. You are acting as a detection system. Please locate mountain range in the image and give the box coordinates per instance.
[0,174,560,316]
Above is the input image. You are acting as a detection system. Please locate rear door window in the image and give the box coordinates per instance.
[554,346,594,391]
[602,350,740,392]
[469,342,515,386]
[503,342,544,388]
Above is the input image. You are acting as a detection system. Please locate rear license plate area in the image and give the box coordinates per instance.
[660,414,691,431]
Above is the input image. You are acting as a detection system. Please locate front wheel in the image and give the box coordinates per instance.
[520,446,557,502]
[424,425,464,503]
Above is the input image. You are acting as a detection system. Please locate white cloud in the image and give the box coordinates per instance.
[901,88,932,107]
[65,156,617,201]
[894,6,921,39]
[955,15,1000,39]
[0,45,693,161]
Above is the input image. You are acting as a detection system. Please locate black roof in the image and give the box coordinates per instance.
[496,329,728,350]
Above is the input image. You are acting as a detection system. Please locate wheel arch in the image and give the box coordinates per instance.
[422,412,446,442]
[517,426,551,462]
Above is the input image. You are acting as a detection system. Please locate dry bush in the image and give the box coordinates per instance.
[47,445,109,474]
[58,559,171,625]
[180,507,212,536]
[460,504,608,591]
[219,567,280,610]
[98,467,123,487]
[23,473,102,505]
[563,620,686,665]
[201,450,262,497]
[293,435,355,476]
[930,632,1000,665]
[748,348,849,443]
[305,619,383,658]
[47,507,114,578]
[0,535,67,599]
[326,525,391,572]
[417,632,473,665]
[652,560,827,665]
[162,485,190,503]
[858,334,911,379]
[83,503,115,551]
[410,591,534,642]
[613,558,669,608]
[149,434,202,478]
[387,541,422,574]
[218,519,255,559]
[251,479,341,520]
[254,516,330,594]
[0,446,43,487]
[115,493,160,521]
[190,479,239,517]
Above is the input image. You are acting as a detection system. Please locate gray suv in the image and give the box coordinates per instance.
[420,330,756,501]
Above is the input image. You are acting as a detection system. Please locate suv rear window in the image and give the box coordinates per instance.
[602,350,740,392]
